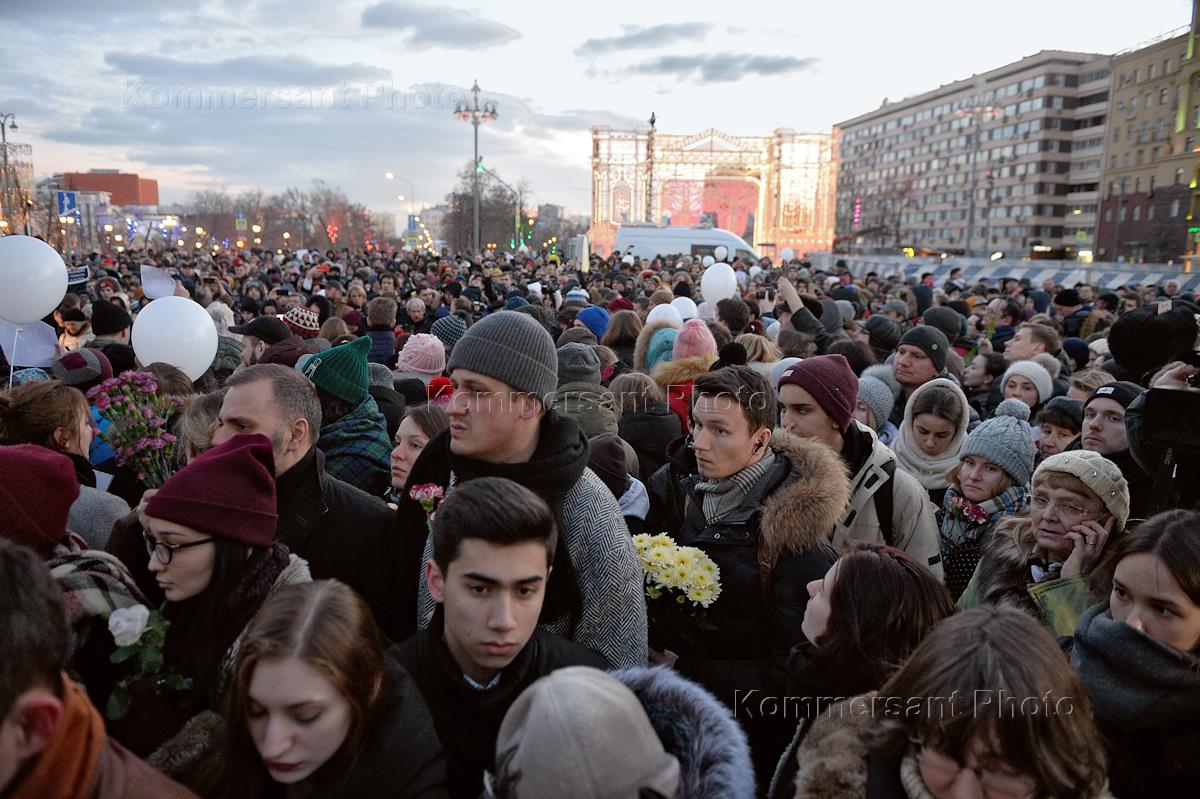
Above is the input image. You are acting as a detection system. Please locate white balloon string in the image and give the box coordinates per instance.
[7,325,18,390]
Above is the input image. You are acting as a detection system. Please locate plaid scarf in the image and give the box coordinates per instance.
[317,395,392,495]
[46,534,147,658]
[938,484,1028,558]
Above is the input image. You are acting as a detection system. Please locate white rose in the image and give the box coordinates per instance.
[108,605,151,648]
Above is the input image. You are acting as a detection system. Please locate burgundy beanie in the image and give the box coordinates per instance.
[776,354,859,432]
[145,433,278,548]
[0,445,79,558]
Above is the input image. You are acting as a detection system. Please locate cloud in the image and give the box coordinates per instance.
[103,53,390,87]
[360,2,520,49]
[576,23,713,56]
[618,53,819,83]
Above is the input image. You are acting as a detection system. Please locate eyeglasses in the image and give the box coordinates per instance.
[1030,494,1100,523]
[143,533,214,565]
[911,740,1037,799]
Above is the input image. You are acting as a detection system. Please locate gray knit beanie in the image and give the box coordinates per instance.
[959,398,1036,485]
[556,343,601,386]
[1001,360,1053,404]
[857,375,895,433]
[1034,450,1130,530]
[447,311,558,404]
[431,313,467,349]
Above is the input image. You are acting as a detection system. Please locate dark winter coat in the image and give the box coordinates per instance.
[648,430,850,786]
[366,327,397,365]
[618,400,684,482]
[369,384,407,440]
[274,446,406,641]
[1068,603,1200,799]
[394,611,607,799]
[299,650,448,798]
[611,341,636,369]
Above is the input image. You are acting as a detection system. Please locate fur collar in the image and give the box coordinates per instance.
[615,666,756,799]
[760,429,852,569]
[652,355,717,391]
[791,694,878,799]
[634,317,682,373]
[971,518,1042,616]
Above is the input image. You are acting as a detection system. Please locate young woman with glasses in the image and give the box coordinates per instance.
[957,450,1130,636]
[133,434,312,788]
[789,606,1112,799]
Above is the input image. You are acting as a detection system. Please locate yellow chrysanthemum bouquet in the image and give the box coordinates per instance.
[633,533,722,650]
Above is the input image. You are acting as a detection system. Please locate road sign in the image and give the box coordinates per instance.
[1075,230,1087,242]
[56,191,78,215]
[235,211,248,231]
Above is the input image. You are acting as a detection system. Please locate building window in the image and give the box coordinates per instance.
[1176,167,1185,185]
[1119,207,1127,221]
[1133,206,1141,221]
[1161,87,1169,105]
[1188,136,1196,152]
[1149,63,1156,79]
[1104,208,1112,222]
[1135,177,1142,192]
[1171,199,1181,216]
[1148,205,1155,220]
[1137,150,1145,166]
[1124,153,1132,167]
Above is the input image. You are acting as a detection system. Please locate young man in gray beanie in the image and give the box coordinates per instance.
[393,311,647,670]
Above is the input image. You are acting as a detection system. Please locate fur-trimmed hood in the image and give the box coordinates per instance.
[652,355,717,391]
[969,516,1043,617]
[790,694,879,799]
[614,666,756,799]
[760,429,852,568]
[634,316,682,373]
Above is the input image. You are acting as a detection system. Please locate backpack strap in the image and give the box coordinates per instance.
[875,460,896,548]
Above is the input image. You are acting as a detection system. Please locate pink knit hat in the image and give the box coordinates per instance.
[395,333,446,376]
[672,319,717,360]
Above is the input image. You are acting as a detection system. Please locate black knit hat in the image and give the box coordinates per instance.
[91,300,132,336]
[864,315,902,359]
[1036,396,1084,432]
[1085,381,1142,411]
[1054,289,1081,307]
[898,325,949,373]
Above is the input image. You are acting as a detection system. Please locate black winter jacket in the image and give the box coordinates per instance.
[618,401,683,482]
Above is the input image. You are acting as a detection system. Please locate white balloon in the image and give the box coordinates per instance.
[702,255,715,267]
[645,303,683,325]
[713,245,728,262]
[670,296,698,320]
[621,254,635,265]
[0,236,68,325]
[700,263,738,303]
[749,265,762,280]
[781,247,795,261]
[132,296,218,381]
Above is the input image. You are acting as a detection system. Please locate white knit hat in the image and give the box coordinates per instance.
[1002,360,1053,404]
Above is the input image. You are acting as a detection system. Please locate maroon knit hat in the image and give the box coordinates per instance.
[0,445,78,558]
[608,297,635,313]
[776,354,859,432]
[145,433,278,548]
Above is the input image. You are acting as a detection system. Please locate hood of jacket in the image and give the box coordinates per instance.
[651,355,717,392]
[1070,603,1200,732]
[634,317,682,373]
[789,692,878,799]
[892,377,970,490]
[614,666,756,799]
[551,382,618,438]
[759,429,852,570]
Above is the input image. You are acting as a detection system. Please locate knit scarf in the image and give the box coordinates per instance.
[938,485,1028,558]
[899,751,936,799]
[10,676,105,799]
[693,451,776,527]
[318,395,392,495]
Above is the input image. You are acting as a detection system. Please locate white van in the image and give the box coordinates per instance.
[615,224,758,262]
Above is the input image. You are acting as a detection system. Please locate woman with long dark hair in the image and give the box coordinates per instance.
[219,580,446,798]
[769,542,954,798]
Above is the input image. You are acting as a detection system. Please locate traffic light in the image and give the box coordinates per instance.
[476,158,484,173]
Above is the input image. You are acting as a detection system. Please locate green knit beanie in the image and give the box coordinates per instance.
[301,335,370,404]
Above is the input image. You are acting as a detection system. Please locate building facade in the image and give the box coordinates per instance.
[834,51,1112,260]
[588,126,835,257]
[61,170,159,207]
[1097,5,1200,263]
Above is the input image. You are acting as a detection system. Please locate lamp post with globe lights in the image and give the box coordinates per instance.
[453,81,498,255]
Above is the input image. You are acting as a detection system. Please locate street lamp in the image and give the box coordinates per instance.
[453,81,498,254]
[953,103,1004,258]
[251,223,262,234]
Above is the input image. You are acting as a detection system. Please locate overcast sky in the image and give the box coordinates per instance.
[2,0,1190,216]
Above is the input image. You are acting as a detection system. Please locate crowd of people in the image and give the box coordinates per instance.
[1,241,1199,799]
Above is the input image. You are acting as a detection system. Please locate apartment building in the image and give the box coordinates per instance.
[1097,9,1200,262]
[834,51,1111,259]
